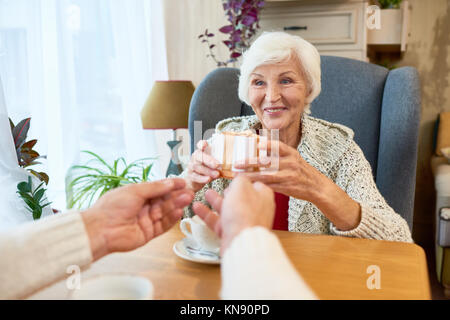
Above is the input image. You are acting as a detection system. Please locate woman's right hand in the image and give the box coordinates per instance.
[185,140,221,192]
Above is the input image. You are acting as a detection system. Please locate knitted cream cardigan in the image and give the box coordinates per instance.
[182,114,413,243]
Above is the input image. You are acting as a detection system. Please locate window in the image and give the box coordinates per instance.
[0,0,168,209]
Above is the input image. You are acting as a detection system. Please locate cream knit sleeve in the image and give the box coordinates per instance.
[329,141,413,243]
[0,211,93,299]
[220,227,317,300]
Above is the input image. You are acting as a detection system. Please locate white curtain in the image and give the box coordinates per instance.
[0,0,169,210]
[0,74,53,230]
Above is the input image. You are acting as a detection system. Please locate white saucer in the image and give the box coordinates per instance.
[173,238,221,265]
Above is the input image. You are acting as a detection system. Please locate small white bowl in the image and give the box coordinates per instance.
[70,274,154,300]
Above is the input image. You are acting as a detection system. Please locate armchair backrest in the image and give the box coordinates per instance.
[188,56,421,228]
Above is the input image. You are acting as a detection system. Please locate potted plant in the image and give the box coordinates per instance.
[10,117,49,184]
[66,151,155,209]
[368,0,406,46]
[16,177,52,220]
[10,117,53,220]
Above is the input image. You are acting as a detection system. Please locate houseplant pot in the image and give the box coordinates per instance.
[367,8,403,45]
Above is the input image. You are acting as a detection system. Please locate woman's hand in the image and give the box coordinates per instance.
[184,140,221,192]
[81,178,194,261]
[235,139,323,202]
[235,140,361,231]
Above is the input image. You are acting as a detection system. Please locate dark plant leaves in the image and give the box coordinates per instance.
[10,118,49,183]
[241,15,256,26]
[41,202,52,209]
[231,52,242,58]
[12,118,31,149]
[223,40,233,48]
[33,206,42,220]
[17,181,31,193]
[21,139,37,150]
[17,175,51,220]
[232,33,242,43]
[219,25,234,34]
[202,0,265,67]
[28,170,50,185]
[34,188,45,202]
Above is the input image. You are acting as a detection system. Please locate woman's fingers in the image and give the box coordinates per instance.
[190,171,211,184]
[186,141,221,189]
[237,171,279,184]
[187,149,220,185]
[233,156,272,170]
[185,143,221,192]
[190,162,220,179]
[193,149,220,170]
[196,140,208,151]
[258,139,293,157]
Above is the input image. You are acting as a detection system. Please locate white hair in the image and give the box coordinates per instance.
[238,32,321,114]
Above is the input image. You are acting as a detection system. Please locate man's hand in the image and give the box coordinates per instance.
[82,178,194,260]
[192,176,275,252]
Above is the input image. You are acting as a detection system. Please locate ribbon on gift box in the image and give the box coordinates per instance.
[211,131,267,179]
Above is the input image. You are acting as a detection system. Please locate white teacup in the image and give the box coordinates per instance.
[70,274,154,300]
[180,215,220,253]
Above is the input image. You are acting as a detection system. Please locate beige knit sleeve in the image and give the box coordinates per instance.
[0,211,93,299]
[329,141,413,243]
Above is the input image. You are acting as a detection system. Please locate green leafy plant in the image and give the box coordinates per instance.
[17,176,52,220]
[9,117,49,184]
[377,0,402,9]
[66,151,155,209]
[377,58,398,70]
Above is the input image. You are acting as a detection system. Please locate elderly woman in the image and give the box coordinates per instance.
[182,31,412,243]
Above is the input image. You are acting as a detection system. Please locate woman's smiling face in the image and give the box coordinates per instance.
[248,55,308,133]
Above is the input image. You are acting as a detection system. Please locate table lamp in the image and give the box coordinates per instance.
[141,80,194,177]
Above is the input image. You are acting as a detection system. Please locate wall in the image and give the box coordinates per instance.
[163,0,229,86]
[395,0,450,245]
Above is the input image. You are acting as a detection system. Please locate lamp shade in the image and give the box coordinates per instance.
[141,80,195,129]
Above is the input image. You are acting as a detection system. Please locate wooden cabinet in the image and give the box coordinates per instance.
[259,0,369,61]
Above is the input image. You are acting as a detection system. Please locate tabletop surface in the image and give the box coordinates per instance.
[31,223,431,300]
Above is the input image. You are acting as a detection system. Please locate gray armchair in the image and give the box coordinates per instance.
[188,56,421,229]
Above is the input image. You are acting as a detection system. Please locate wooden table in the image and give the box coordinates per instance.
[31,223,431,300]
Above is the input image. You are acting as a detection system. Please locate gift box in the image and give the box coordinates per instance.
[210,131,265,179]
